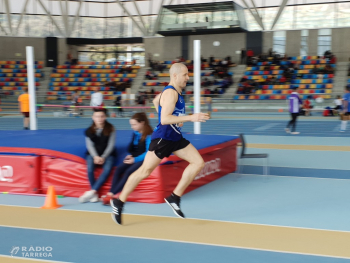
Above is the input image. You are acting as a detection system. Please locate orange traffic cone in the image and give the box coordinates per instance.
[149,113,155,118]
[41,186,62,209]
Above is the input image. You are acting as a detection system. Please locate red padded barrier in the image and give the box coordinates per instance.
[0,155,40,193]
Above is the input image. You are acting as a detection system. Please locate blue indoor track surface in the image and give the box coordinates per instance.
[1,226,349,263]
[1,114,350,262]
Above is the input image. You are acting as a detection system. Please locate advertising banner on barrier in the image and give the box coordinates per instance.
[40,139,238,203]
[0,155,40,193]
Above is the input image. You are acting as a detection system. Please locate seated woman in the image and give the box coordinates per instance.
[102,112,153,205]
[79,109,117,203]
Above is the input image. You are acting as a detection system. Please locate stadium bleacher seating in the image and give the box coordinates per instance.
[47,61,140,101]
[143,60,234,92]
[0,61,43,96]
[236,56,336,100]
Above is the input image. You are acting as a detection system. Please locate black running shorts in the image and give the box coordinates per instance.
[149,137,190,159]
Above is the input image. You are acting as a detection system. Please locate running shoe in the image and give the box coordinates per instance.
[164,195,185,218]
[291,132,300,135]
[110,198,123,225]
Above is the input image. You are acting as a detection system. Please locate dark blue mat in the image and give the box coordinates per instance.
[0,129,238,165]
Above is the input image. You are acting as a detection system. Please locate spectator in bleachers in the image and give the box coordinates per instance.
[325,64,334,74]
[330,55,337,64]
[90,87,104,107]
[18,87,30,130]
[202,77,212,88]
[247,49,254,60]
[268,48,273,58]
[213,88,219,95]
[113,95,123,117]
[279,75,287,84]
[145,70,157,80]
[137,91,146,106]
[301,96,312,116]
[240,48,246,64]
[71,89,79,106]
[324,50,332,59]
[80,108,116,203]
[102,112,153,205]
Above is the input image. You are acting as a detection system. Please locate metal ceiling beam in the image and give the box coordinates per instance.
[0,22,9,36]
[15,0,30,35]
[271,0,289,30]
[4,0,13,35]
[37,0,65,37]
[241,0,264,30]
[132,0,148,34]
[250,0,264,30]
[115,0,147,35]
[69,0,83,37]
[152,0,165,35]
[59,0,68,37]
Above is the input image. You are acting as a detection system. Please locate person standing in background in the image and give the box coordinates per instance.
[240,48,246,65]
[286,87,302,135]
[18,87,30,130]
[90,87,104,107]
[340,87,350,132]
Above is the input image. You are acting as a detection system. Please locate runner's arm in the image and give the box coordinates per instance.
[152,94,161,113]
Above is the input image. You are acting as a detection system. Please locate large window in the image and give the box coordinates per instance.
[273,31,286,55]
[318,29,332,56]
[300,30,308,56]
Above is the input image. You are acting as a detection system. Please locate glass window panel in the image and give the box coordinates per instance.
[26,15,50,37]
[295,4,335,29]
[300,30,308,56]
[274,6,294,30]
[273,31,286,54]
[337,3,350,27]
[318,34,331,56]
[301,29,309,37]
[106,17,121,38]
[81,17,105,38]
[244,10,260,31]
[263,7,278,30]
[132,17,143,37]
[51,16,65,37]
[318,28,332,35]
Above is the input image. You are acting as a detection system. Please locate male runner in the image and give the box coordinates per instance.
[111,63,210,225]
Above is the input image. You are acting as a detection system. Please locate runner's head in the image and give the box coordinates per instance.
[169,63,189,90]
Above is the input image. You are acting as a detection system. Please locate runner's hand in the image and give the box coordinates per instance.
[190,113,210,122]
